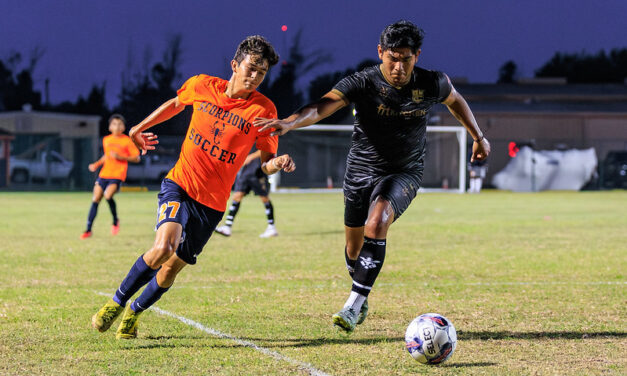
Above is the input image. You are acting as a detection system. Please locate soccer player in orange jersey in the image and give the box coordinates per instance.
[81,114,140,239]
[91,36,295,339]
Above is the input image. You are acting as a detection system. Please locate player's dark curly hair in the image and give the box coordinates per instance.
[108,113,126,125]
[233,35,279,67]
[379,20,425,53]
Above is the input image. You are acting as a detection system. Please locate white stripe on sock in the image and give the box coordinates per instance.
[351,280,372,290]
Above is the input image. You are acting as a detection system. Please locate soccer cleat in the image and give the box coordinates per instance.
[356,298,369,325]
[259,225,278,238]
[116,304,142,339]
[332,307,357,333]
[214,225,232,237]
[111,220,120,235]
[91,299,124,332]
[80,231,93,239]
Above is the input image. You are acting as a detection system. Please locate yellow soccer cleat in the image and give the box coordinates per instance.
[116,304,142,339]
[91,299,124,332]
[332,307,357,333]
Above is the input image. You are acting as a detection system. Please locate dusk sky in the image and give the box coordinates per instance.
[2,0,626,106]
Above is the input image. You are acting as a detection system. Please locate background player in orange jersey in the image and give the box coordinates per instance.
[91,35,295,339]
[81,114,140,239]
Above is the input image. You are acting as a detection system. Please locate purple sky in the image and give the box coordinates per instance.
[2,0,626,106]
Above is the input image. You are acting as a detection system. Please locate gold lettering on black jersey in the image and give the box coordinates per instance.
[376,104,428,118]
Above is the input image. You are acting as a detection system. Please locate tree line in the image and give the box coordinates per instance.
[498,48,627,83]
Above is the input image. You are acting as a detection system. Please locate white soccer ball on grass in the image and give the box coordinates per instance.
[404,313,457,364]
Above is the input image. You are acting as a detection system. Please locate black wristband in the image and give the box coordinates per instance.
[474,135,484,143]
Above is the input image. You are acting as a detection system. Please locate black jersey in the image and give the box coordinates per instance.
[333,65,452,176]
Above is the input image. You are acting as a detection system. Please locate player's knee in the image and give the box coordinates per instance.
[150,241,177,263]
[365,215,391,236]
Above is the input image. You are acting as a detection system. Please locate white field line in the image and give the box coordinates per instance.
[170,280,627,291]
[96,292,332,376]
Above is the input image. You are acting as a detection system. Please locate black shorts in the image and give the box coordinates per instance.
[233,174,269,196]
[155,179,224,265]
[95,177,122,192]
[469,165,487,179]
[343,170,422,228]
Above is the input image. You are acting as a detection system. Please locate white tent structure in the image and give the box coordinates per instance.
[492,147,597,192]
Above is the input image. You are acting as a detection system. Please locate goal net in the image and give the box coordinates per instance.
[272,124,467,193]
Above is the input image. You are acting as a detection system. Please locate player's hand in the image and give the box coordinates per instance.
[471,138,490,162]
[273,154,296,173]
[88,163,98,172]
[254,117,293,137]
[130,128,159,155]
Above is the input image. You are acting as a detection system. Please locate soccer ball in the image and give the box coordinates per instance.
[404,313,457,365]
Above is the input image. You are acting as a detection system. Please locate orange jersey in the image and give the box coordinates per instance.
[99,134,139,181]
[166,75,278,211]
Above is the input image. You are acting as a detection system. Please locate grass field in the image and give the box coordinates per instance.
[0,190,625,375]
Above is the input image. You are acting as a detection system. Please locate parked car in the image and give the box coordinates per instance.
[600,150,627,189]
[10,150,74,183]
[126,153,176,183]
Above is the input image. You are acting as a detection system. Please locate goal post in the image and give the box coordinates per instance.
[271,124,467,193]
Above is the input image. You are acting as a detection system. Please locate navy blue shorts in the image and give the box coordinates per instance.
[343,171,422,228]
[155,179,224,265]
[96,177,122,192]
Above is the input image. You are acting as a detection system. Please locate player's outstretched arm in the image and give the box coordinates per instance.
[88,155,106,172]
[254,91,347,136]
[443,87,491,161]
[260,151,296,175]
[110,152,141,163]
[129,97,186,155]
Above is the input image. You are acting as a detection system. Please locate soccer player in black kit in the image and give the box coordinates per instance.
[256,20,490,333]
[215,150,279,238]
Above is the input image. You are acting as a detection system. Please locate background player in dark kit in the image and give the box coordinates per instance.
[468,157,488,193]
[256,20,490,333]
[215,149,279,238]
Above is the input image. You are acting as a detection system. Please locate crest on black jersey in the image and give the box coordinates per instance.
[412,89,424,103]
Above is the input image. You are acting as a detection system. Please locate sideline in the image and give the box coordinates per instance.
[96,292,332,376]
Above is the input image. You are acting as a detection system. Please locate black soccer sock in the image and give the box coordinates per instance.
[106,198,118,225]
[264,201,274,225]
[131,277,170,313]
[351,237,386,297]
[345,247,356,278]
[86,202,99,232]
[113,255,160,306]
[224,201,241,227]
